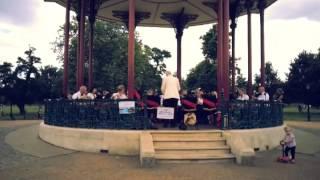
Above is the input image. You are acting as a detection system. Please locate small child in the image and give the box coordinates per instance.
[280,127,297,163]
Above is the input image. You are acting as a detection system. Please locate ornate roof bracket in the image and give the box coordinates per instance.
[112,11,151,29]
[161,8,198,38]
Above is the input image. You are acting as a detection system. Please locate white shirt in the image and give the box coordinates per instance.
[72,91,83,100]
[283,133,296,148]
[257,92,270,101]
[237,94,249,101]
[161,75,180,99]
[111,93,128,100]
[197,97,204,105]
[87,93,96,100]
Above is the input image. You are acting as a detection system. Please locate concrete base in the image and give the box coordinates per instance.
[39,122,141,155]
[223,125,286,165]
[140,133,155,168]
[39,122,285,165]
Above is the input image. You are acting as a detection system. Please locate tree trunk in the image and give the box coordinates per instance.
[17,103,26,116]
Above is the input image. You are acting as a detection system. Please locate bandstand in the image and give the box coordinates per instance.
[40,0,285,166]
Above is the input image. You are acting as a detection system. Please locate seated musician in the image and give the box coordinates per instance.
[195,88,206,124]
[203,90,218,125]
[146,89,160,121]
[179,90,198,130]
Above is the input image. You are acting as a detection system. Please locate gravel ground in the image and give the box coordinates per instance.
[0,126,39,169]
[0,121,319,180]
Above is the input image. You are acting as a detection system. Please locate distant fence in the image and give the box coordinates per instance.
[43,99,283,130]
[0,104,43,120]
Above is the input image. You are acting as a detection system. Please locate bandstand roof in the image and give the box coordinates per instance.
[46,0,277,27]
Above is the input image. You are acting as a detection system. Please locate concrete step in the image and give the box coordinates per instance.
[154,141,227,150]
[152,135,225,142]
[155,152,235,161]
[151,132,222,139]
[155,148,231,155]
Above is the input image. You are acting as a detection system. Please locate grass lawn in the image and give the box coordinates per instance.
[283,105,320,121]
[0,104,44,120]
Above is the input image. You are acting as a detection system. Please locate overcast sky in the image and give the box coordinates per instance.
[1,0,320,81]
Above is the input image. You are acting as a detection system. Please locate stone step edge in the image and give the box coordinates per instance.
[154,146,230,151]
[154,154,235,160]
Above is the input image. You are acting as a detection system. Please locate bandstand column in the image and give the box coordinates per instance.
[259,0,266,87]
[230,1,239,94]
[176,28,182,81]
[217,0,224,100]
[161,10,197,82]
[127,0,136,99]
[76,1,80,89]
[76,0,86,89]
[63,0,71,97]
[88,0,97,90]
[246,0,253,97]
[222,0,230,101]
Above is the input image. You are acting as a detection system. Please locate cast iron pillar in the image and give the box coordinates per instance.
[63,0,71,97]
[75,0,86,89]
[76,0,81,90]
[217,0,224,100]
[246,0,253,97]
[112,9,150,99]
[127,0,136,99]
[203,1,222,100]
[259,0,266,87]
[161,9,198,81]
[230,0,240,94]
[88,0,98,91]
[222,0,230,101]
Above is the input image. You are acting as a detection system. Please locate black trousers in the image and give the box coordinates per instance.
[163,98,178,126]
[285,146,296,160]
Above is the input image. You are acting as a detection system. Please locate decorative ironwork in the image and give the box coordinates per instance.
[219,101,283,129]
[112,11,151,28]
[161,8,198,37]
[44,99,151,130]
[44,99,283,130]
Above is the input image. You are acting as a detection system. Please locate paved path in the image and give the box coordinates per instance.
[5,124,74,158]
[0,120,319,180]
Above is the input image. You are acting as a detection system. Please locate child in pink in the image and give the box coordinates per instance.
[281,127,297,163]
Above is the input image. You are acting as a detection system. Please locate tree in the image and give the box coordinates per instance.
[186,24,244,93]
[0,62,14,104]
[12,47,42,114]
[185,60,217,92]
[285,50,320,106]
[236,74,247,90]
[38,66,63,99]
[254,62,283,96]
[200,26,217,61]
[52,18,171,93]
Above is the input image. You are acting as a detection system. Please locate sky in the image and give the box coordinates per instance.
[1,0,320,81]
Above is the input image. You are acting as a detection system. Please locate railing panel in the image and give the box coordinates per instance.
[220,101,283,129]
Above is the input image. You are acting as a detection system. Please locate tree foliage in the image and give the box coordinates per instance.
[185,60,217,92]
[254,62,283,96]
[285,50,320,106]
[52,18,171,92]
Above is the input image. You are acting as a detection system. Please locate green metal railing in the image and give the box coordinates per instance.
[43,99,283,130]
[44,99,151,129]
[219,100,283,129]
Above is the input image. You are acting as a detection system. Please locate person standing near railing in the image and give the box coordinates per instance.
[236,88,249,101]
[111,85,128,100]
[72,85,90,100]
[161,71,181,127]
[252,86,269,101]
